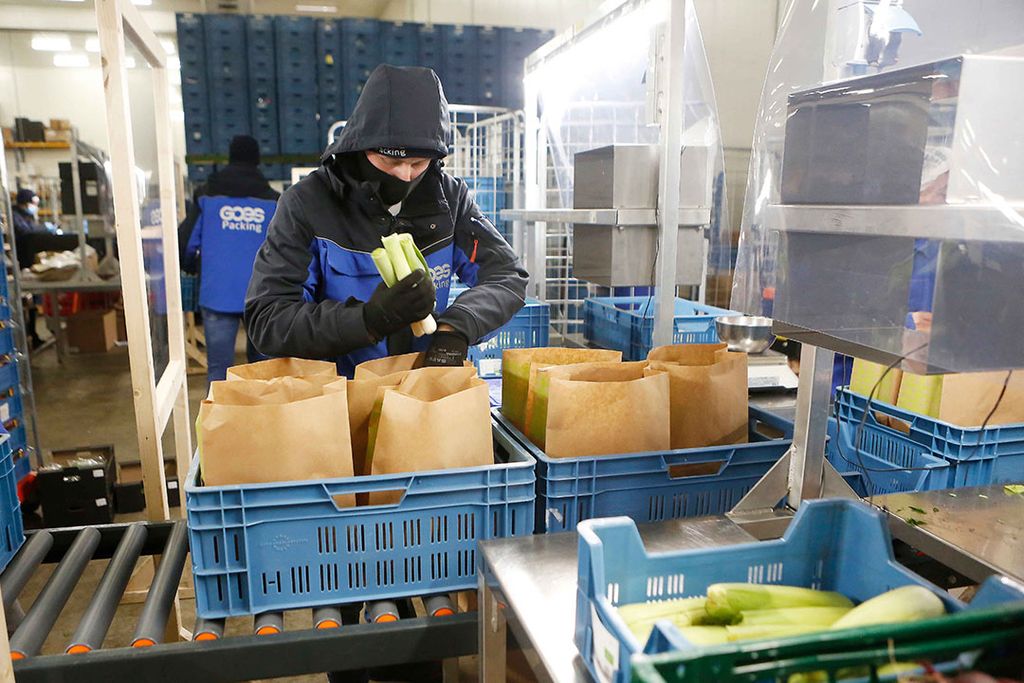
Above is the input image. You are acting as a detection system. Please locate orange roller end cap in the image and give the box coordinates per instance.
[194,632,219,641]
[256,626,280,636]
[67,645,92,654]
[374,614,398,623]
[316,620,341,629]
[132,638,156,648]
[11,652,25,661]
[432,608,455,617]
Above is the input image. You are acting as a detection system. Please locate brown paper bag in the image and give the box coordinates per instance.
[226,357,337,381]
[501,348,621,432]
[354,352,475,380]
[199,377,355,506]
[541,362,671,458]
[367,366,493,505]
[347,371,407,478]
[645,343,748,449]
[896,370,1024,427]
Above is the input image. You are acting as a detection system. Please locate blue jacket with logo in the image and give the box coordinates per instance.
[245,65,528,377]
[186,195,277,314]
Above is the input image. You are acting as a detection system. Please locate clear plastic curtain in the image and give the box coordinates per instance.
[731,0,1024,317]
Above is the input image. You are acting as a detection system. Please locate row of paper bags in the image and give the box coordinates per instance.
[500,344,749,458]
[197,354,495,501]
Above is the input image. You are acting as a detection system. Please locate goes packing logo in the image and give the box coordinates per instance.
[219,205,266,233]
[430,263,451,289]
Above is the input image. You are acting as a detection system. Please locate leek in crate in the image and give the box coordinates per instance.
[705,583,852,621]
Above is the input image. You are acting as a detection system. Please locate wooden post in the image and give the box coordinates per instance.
[95,0,192,641]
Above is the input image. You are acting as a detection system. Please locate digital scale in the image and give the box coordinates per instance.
[747,350,799,390]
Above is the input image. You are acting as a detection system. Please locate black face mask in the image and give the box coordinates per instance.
[354,153,428,206]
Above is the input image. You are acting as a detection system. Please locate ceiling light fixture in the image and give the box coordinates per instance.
[53,53,89,68]
[85,36,100,53]
[32,34,72,52]
[161,39,176,55]
[132,0,153,6]
[295,4,337,13]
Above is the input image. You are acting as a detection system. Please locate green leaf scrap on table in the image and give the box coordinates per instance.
[1005,484,1024,496]
[908,506,927,514]
[905,518,927,527]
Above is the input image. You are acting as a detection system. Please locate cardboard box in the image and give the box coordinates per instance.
[49,118,71,131]
[2,128,13,146]
[115,304,127,343]
[65,309,117,353]
[44,129,71,143]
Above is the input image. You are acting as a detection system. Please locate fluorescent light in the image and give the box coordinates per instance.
[131,0,153,5]
[85,36,100,53]
[161,39,176,55]
[53,53,89,68]
[295,4,337,13]
[32,34,72,52]
[168,56,180,70]
[125,55,137,69]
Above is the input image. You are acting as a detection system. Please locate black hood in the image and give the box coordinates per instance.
[321,64,450,162]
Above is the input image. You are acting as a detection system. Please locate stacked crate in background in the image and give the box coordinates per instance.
[340,19,382,119]
[477,27,503,107]
[0,242,29,483]
[275,16,319,156]
[442,25,479,106]
[205,15,250,153]
[177,13,212,183]
[179,15,553,183]
[417,24,445,81]
[246,16,282,180]
[380,21,419,67]
[316,19,345,145]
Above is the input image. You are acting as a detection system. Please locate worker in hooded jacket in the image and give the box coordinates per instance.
[245,64,528,375]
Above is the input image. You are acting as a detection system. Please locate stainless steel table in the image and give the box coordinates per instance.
[477,516,758,683]
[877,484,1024,583]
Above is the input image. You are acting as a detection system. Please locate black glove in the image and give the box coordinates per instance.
[423,330,470,367]
[363,270,436,341]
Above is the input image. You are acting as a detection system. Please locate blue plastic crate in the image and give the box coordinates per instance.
[0,428,24,573]
[832,388,1024,490]
[0,326,13,356]
[188,164,213,183]
[826,416,950,495]
[457,297,549,378]
[584,297,735,361]
[0,392,23,429]
[181,274,199,312]
[380,22,419,66]
[186,417,536,617]
[495,408,796,533]
[418,25,445,76]
[576,499,1024,683]
[0,358,17,394]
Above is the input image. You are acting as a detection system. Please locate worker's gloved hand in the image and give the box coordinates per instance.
[363,270,436,341]
[423,329,469,367]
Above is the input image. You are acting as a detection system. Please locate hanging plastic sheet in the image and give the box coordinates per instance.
[731,0,1024,373]
[526,0,732,305]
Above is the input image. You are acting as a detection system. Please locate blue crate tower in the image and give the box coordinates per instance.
[274,16,320,155]
[177,13,211,158]
[0,423,24,573]
[204,15,251,152]
[316,19,345,145]
[0,230,29,500]
[246,16,282,180]
[340,19,381,118]
[477,26,503,107]
[380,22,419,67]
[442,25,479,105]
[417,24,445,81]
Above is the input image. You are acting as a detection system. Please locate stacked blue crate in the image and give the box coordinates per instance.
[477,26,503,107]
[177,13,210,183]
[340,19,381,117]
[418,24,445,81]
[442,25,479,105]
[380,22,419,67]
[246,16,282,181]
[204,15,250,152]
[275,16,320,155]
[0,234,28,482]
[500,28,552,109]
[316,19,345,145]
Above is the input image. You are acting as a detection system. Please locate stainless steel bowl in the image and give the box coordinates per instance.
[715,315,775,354]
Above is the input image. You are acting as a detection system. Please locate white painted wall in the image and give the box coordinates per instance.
[378,0,605,29]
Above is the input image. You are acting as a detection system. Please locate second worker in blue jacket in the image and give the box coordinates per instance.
[245,64,528,375]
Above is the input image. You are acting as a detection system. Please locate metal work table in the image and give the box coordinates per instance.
[878,484,1024,584]
[477,516,756,683]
